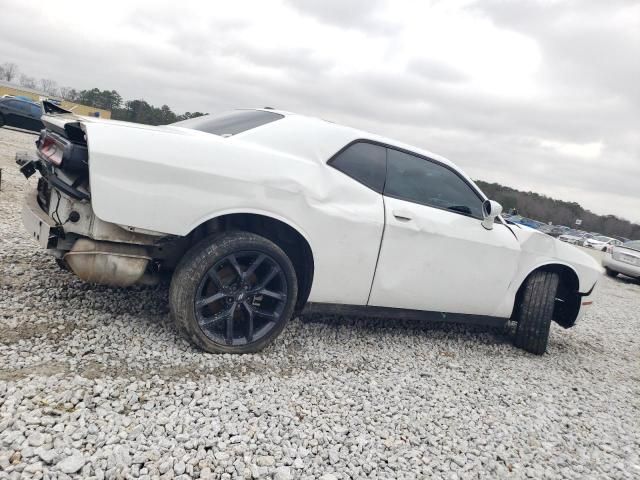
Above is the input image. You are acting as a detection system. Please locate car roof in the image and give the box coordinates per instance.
[247,108,460,171]
[0,96,41,106]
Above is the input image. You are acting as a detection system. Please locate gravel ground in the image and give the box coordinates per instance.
[1,126,639,480]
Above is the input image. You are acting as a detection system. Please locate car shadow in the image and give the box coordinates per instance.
[300,312,514,347]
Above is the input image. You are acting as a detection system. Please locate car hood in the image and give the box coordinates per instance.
[613,246,640,258]
[512,225,603,293]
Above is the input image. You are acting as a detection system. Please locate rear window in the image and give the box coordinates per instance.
[329,142,387,193]
[172,110,283,136]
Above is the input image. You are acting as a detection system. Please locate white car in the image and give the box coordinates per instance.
[558,233,581,244]
[583,236,622,252]
[559,232,593,245]
[18,108,602,355]
[603,241,640,280]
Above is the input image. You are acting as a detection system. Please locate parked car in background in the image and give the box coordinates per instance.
[18,107,603,355]
[559,233,579,244]
[0,97,44,132]
[603,241,640,280]
[584,236,623,252]
[612,236,631,244]
[559,231,593,245]
[507,215,546,231]
[543,225,570,238]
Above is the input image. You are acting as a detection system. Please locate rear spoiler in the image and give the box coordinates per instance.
[40,111,86,144]
[42,100,73,115]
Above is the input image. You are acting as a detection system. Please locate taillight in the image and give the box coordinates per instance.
[38,135,63,166]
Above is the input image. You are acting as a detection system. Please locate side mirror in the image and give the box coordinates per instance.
[481,200,502,230]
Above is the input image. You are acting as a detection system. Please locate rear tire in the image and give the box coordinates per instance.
[605,268,618,278]
[169,231,298,354]
[0,113,5,128]
[513,271,559,355]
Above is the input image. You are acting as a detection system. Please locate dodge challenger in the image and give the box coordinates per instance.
[17,107,602,354]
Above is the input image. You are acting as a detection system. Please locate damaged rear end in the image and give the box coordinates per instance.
[17,110,169,287]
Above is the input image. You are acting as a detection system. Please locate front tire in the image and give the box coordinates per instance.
[513,271,559,355]
[605,268,618,278]
[169,231,298,353]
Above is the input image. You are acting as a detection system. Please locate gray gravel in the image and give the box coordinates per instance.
[1,126,639,479]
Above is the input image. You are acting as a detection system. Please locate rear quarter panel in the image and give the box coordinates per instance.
[83,121,384,305]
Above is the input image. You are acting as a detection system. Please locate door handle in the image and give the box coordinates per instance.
[392,210,413,221]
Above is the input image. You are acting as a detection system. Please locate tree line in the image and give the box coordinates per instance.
[1,62,205,125]
[476,180,640,239]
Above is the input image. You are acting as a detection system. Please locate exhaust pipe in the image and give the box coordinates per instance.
[64,239,151,287]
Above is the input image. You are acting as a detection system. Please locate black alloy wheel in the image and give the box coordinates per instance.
[195,251,288,346]
[170,231,298,353]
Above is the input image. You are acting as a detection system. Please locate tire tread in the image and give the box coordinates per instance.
[514,270,559,355]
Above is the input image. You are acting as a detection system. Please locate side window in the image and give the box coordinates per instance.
[14,101,30,113]
[385,148,483,218]
[30,104,42,117]
[330,142,387,193]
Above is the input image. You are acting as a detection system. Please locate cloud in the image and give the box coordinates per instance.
[0,0,638,222]
[408,58,468,83]
[283,0,398,34]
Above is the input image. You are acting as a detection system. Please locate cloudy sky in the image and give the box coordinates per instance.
[1,0,639,222]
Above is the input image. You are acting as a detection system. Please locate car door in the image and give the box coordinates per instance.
[2,100,22,128]
[14,100,31,129]
[11,100,32,129]
[27,103,43,132]
[368,147,521,317]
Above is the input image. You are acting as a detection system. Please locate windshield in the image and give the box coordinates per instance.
[171,109,283,136]
[622,240,640,252]
[593,236,611,242]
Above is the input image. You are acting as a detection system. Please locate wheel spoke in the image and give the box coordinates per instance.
[199,306,232,327]
[244,254,266,279]
[241,301,255,342]
[258,288,284,300]
[196,291,225,308]
[254,266,279,291]
[208,269,224,289]
[225,302,237,345]
[227,254,244,279]
[254,308,277,321]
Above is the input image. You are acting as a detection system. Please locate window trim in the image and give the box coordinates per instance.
[328,139,487,220]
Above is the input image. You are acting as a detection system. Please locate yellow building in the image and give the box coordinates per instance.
[0,81,111,119]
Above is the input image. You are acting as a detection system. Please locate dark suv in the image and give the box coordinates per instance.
[0,96,44,132]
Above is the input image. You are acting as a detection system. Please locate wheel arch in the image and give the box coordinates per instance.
[185,211,315,313]
[511,262,581,328]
